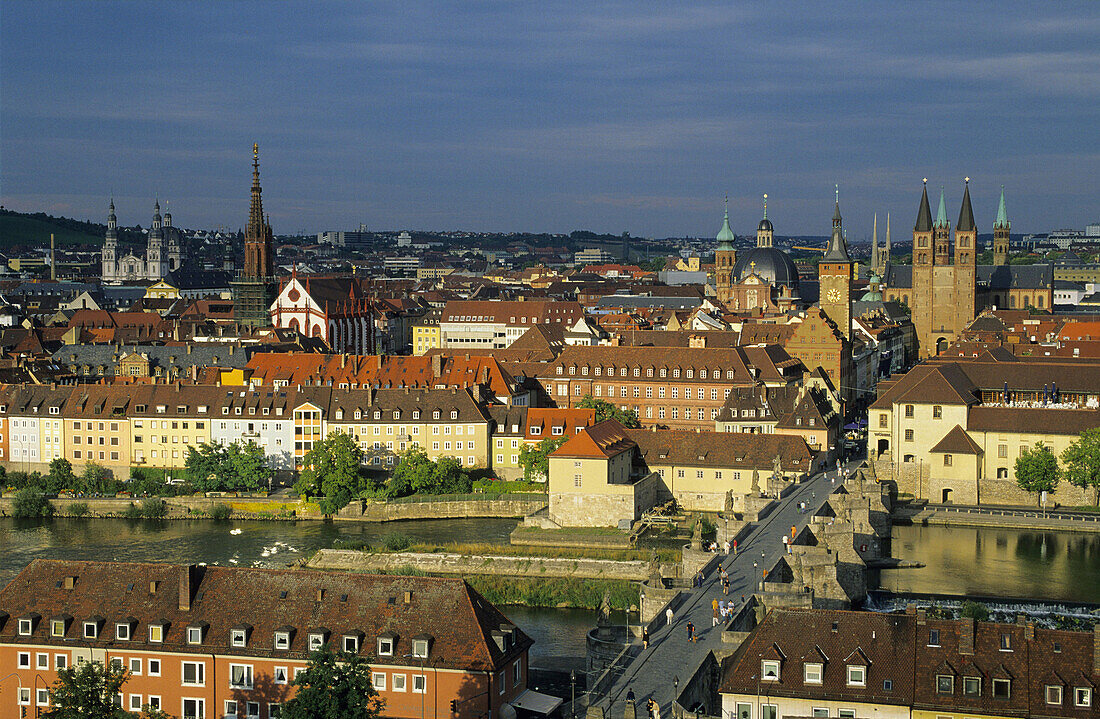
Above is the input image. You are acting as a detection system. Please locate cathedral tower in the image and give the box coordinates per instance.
[993,185,1010,266]
[165,204,181,272]
[102,199,117,280]
[147,199,164,278]
[818,186,852,340]
[714,196,737,305]
[953,178,978,335]
[911,180,935,357]
[232,143,278,326]
[933,187,951,266]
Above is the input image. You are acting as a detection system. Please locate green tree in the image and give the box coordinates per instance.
[387,446,471,496]
[12,486,54,518]
[518,437,568,481]
[294,431,373,514]
[78,462,115,495]
[1060,427,1100,506]
[432,455,472,494]
[224,440,274,491]
[282,646,383,719]
[47,457,77,493]
[960,600,990,622]
[42,660,130,718]
[577,395,641,428]
[184,443,227,491]
[1015,442,1059,505]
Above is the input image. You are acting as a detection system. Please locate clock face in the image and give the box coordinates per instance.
[826,288,843,303]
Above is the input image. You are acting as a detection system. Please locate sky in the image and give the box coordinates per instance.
[2,1,1099,240]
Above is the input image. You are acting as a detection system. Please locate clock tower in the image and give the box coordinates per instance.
[818,186,852,340]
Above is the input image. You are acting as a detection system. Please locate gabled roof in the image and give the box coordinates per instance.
[550,419,636,459]
[930,425,984,455]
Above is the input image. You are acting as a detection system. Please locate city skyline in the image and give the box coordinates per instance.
[2,1,1098,237]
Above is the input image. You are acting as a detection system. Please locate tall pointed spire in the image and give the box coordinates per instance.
[716,195,735,249]
[995,184,1009,228]
[106,198,117,241]
[915,179,933,232]
[957,177,975,232]
[823,185,850,261]
[935,186,949,228]
[248,142,265,238]
[762,193,768,220]
[871,213,879,271]
[885,212,891,251]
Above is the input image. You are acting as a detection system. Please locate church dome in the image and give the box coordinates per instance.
[733,247,800,291]
[757,217,773,232]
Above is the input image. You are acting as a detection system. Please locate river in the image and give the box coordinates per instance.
[882,522,1100,603]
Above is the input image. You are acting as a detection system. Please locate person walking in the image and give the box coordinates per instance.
[723,540,730,555]
[686,620,696,642]
[666,607,674,627]
[642,627,650,649]
[712,604,720,627]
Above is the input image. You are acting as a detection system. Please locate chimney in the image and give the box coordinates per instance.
[341,354,347,369]
[1024,622,1034,642]
[178,564,202,612]
[959,617,975,655]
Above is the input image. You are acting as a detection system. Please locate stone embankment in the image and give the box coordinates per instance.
[307,548,649,580]
[342,495,547,522]
[896,502,1100,533]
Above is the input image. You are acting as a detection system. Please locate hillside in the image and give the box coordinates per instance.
[0,209,104,250]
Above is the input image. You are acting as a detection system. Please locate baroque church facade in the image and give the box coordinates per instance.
[101,199,182,284]
[714,195,801,312]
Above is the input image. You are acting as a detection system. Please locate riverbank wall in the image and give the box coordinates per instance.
[307,547,650,580]
[895,502,1100,534]
[0,494,546,522]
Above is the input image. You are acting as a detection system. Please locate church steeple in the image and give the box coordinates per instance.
[957,178,976,232]
[716,195,735,250]
[993,184,1010,266]
[935,187,949,229]
[243,143,275,281]
[871,212,879,272]
[106,199,117,242]
[933,185,951,265]
[822,185,850,261]
[756,193,774,248]
[915,180,933,233]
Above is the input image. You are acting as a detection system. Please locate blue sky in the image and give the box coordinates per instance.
[2,1,1098,239]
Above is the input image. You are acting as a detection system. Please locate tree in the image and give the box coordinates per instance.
[12,486,53,518]
[518,437,568,481]
[185,441,273,492]
[294,431,374,514]
[42,660,130,718]
[282,646,383,719]
[577,395,641,428]
[47,457,76,493]
[387,447,472,496]
[1015,442,1059,505]
[184,443,224,491]
[78,462,115,495]
[1060,427,1100,506]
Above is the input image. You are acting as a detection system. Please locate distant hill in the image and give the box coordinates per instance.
[0,208,105,250]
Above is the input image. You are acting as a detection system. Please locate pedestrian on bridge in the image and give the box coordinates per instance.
[723,539,730,554]
[642,627,650,649]
[665,607,674,627]
[686,620,697,642]
[712,604,720,627]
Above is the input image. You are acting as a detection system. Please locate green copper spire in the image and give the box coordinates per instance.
[716,195,735,249]
[995,185,1010,229]
[935,186,949,228]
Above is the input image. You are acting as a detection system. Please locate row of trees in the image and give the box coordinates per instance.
[1015,428,1100,506]
[3,458,114,495]
[35,646,381,718]
[182,441,273,492]
[293,433,478,513]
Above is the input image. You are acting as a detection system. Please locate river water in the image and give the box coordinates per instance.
[882,523,1100,603]
[4,517,1098,673]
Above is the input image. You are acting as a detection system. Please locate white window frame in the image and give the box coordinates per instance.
[413,674,427,694]
[229,663,254,690]
[273,666,289,685]
[225,699,239,719]
[373,672,387,691]
[1075,687,1092,707]
[1046,685,1063,705]
[803,662,823,684]
[55,654,68,670]
[343,635,359,653]
[181,697,205,719]
[115,623,130,641]
[231,629,247,647]
[148,659,161,676]
[129,657,141,675]
[83,621,98,639]
[393,673,407,692]
[129,694,143,712]
[377,637,394,656]
[412,639,429,658]
[187,626,203,644]
[308,633,325,651]
[36,652,49,670]
[148,624,164,643]
[181,661,206,687]
[17,651,30,668]
[761,660,780,681]
[274,631,291,650]
[847,665,866,687]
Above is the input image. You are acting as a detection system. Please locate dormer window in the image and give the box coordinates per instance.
[377,635,395,656]
[937,675,955,694]
[552,426,563,435]
[412,637,430,659]
[761,660,780,681]
[804,663,823,684]
[343,633,362,653]
[354,410,362,420]
[393,410,401,420]
[187,623,207,645]
[530,426,541,435]
[374,411,381,420]
[308,629,329,651]
[335,409,344,420]
[17,617,35,636]
[847,665,867,687]
[115,623,131,641]
[230,628,249,648]
[433,410,440,420]
[450,410,458,419]
[83,620,100,639]
[148,623,165,643]
[413,411,420,420]
[274,629,292,650]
